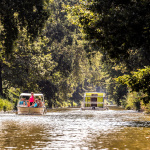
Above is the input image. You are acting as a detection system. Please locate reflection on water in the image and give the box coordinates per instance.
[0,109,150,149]
[87,127,150,150]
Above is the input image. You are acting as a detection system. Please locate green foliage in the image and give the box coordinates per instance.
[41,0,97,107]
[0,97,13,111]
[0,0,134,109]
[44,99,48,108]
[125,91,142,111]
[66,0,150,107]
[68,0,150,61]
[1,29,56,93]
[107,81,127,106]
[117,67,150,104]
[97,56,128,106]
[3,106,7,112]
[7,87,20,110]
[144,102,150,114]
[0,0,50,55]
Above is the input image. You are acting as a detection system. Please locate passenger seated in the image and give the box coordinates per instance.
[38,99,43,107]
[19,100,23,105]
[26,100,30,107]
[19,98,27,107]
[23,99,27,106]
[19,98,25,105]
[30,99,38,108]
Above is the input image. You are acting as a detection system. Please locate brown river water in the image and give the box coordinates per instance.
[0,108,150,150]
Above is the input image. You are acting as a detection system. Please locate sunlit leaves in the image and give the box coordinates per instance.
[67,0,150,60]
[116,67,150,103]
[0,0,50,55]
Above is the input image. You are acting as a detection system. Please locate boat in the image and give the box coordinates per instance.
[17,93,46,115]
[81,92,108,110]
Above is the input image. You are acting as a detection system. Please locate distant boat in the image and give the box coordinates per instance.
[81,92,108,110]
[17,93,46,115]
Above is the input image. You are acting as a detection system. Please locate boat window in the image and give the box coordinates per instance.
[92,94,98,96]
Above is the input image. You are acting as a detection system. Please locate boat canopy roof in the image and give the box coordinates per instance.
[20,93,44,97]
[84,92,105,97]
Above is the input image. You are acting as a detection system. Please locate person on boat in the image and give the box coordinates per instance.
[30,99,38,108]
[29,92,35,106]
[19,98,24,105]
[19,98,27,106]
[23,99,27,106]
[26,99,30,107]
[38,99,43,107]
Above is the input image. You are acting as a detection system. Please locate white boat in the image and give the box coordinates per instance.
[17,93,46,115]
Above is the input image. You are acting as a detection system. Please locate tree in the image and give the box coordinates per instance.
[0,0,50,55]
[0,0,50,96]
[68,0,150,61]
[2,28,56,98]
[39,0,92,107]
[67,0,150,105]
[116,67,150,104]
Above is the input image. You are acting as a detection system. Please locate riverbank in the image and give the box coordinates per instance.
[107,105,126,110]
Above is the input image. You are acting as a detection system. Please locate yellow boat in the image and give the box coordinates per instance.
[81,92,107,110]
[17,93,46,115]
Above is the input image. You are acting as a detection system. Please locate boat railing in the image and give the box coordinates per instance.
[84,96,104,98]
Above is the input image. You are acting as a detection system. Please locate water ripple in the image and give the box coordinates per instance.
[0,109,150,149]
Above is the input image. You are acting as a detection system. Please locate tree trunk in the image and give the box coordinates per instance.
[48,100,52,108]
[0,61,3,96]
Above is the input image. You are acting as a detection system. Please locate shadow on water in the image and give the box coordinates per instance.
[85,127,150,150]
[0,108,150,149]
[0,118,54,149]
[122,121,150,128]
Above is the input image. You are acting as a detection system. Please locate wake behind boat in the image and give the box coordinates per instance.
[17,93,46,115]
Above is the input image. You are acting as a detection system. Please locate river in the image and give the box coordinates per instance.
[0,108,150,150]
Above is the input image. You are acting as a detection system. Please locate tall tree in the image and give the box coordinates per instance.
[2,29,56,98]
[0,0,50,95]
[67,0,150,105]
[67,0,150,62]
[117,67,150,104]
[0,0,50,55]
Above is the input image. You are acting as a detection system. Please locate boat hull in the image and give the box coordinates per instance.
[81,107,108,110]
[17,107,46,115]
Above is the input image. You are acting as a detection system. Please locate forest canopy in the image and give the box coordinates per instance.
[0,0,50,55]
[0,0,150,110]
[66,0,150,106]
[67,0,150,61]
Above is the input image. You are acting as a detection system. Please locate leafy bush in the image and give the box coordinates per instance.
[144,102,150,114]
[0,97,13,111]
[117,67,150,105]
[125,91,141,111]
[5,87,20,110]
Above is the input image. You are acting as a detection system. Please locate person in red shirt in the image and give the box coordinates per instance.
[29,92,35,106]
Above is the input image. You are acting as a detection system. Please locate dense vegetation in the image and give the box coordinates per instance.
[66,0,150,111]
[0,0,150,111]
[0,97,13,111]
